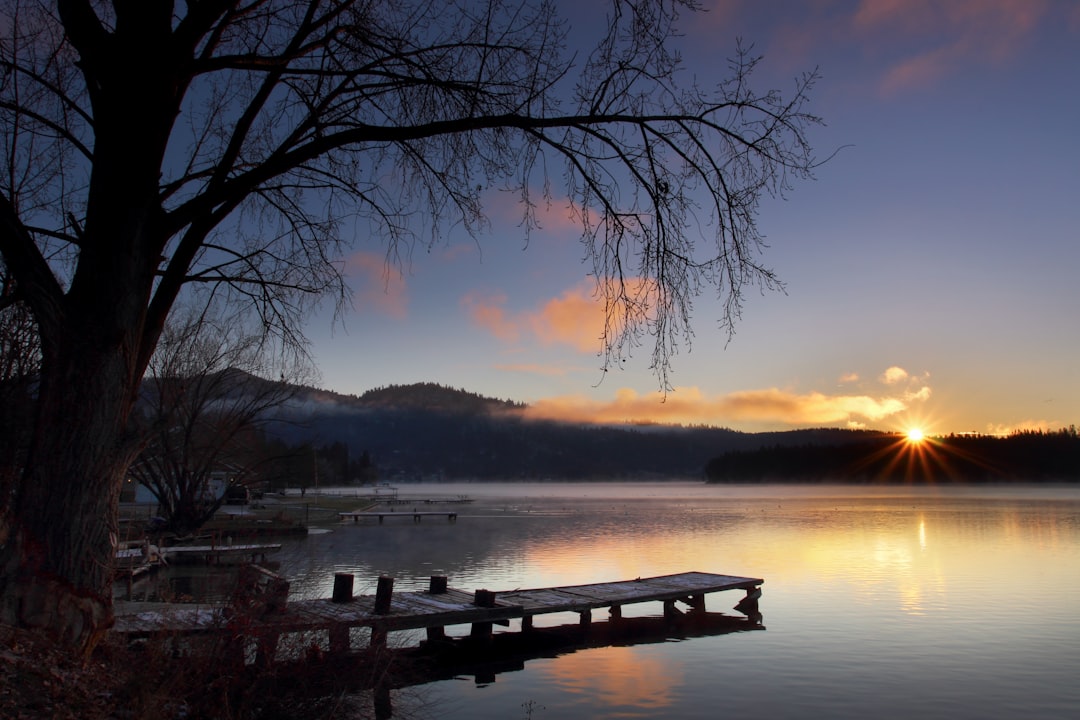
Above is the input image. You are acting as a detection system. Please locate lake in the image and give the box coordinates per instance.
[138,482,1080,719]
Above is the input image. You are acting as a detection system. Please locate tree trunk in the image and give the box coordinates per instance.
[0,329,139,656]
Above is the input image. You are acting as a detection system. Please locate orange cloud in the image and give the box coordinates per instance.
[483,186,593,239]
[464,279,656,355]
[881,366,909,384]
[519,382,929,427]
[345,251,408,318]
[529,286,605,352]
[461,292,520,342]
[985,419,1066,436]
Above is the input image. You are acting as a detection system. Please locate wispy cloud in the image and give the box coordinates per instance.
[518,370,932,428]
[851,0,1052,95]
[493,363,576,377]
[345,251,408,318]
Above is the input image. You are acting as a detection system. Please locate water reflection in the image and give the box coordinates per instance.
[122,483,1080,720]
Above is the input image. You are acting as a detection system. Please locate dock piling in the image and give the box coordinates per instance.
[473,588,496,607]
[374,576,394,614]
[332,573,354,603]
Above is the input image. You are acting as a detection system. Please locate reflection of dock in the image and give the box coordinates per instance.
[404,610,764,685]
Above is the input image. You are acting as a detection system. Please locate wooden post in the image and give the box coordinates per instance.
[426,626,446,642]
[374,576,394,614]
[689,594,706,614]
[579,609,592,628]
[332,573,354,603]
[521,615,534,632]
[429,575,448,594]
[609,605,623,620]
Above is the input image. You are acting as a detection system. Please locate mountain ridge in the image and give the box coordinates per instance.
[267,381,890,481]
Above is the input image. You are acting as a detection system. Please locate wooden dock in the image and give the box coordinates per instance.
[113,571,763,654]
[338,510,458,523]
[162,542,282,564]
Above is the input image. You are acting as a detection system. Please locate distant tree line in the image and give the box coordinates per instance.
[703,428,1080,483]
[259,438,378,491]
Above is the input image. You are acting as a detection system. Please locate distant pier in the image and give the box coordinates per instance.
[338,510,459,523]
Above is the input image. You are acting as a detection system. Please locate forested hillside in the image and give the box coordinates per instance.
[266,383,892,481]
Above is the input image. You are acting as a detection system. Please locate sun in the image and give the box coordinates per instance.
[905,427,926,443]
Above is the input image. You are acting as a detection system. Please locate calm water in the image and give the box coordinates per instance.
[143,482,1080,719]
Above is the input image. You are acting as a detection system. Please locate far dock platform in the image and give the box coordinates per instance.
[338,510,458,523]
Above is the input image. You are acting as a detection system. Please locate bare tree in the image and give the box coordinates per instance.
[0,0,821,651]
[129,309,303,535]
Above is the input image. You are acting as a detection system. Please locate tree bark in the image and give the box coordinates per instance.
[0,333,138,655]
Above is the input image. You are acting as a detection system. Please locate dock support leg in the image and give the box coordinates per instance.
[329,626,350,654]
[370,627,388,650]
[255,631,280,666]
[470,622,493,645]
[609,605,622,621]
[374,685,392,720]
[689,594,706,614]
[426,626,446,642]
[734,586,762,615]
[663,599,683,621]
[470,586,496,643]
[579,609,592,628]
[521,615,534,632]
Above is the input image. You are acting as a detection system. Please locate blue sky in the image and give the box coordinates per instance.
[306,0,1080,436]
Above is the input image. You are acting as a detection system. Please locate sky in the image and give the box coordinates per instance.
[306,0,1080,437]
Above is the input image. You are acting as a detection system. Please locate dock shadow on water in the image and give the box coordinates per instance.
[112,608,762,720]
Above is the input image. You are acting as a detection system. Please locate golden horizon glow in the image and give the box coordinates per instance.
[906,427,925,443]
